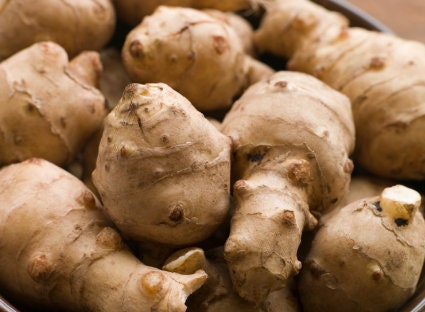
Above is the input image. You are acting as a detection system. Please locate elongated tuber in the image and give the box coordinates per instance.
[299,185,425,312]
[0,158,207,312]
[254,0,425,180]
[93,82,231,246]
[122,6,274,112]
[221,71,355,303]
[0,41,107,167]
[0,0,116,60]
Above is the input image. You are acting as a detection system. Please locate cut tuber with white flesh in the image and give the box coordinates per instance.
[93,82,232,246]
[298,185,425,312]
[0,158,206,312]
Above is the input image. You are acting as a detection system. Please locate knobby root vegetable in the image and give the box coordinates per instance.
[254,0,425,180]
[162,247,300,312]
[92,82,232,246]
[0,41,107,167]
[202,9,256,56]
[220,71,355,303]
[113,0,255,26]
[299,185,425,312]
[0,158,207,312]
[122,6,274,112]
[0,0,116,60]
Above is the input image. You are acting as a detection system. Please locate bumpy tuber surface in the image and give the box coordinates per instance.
[220,71,355,303]
[0,41,107,167]
[299,185,425,312]
[162,247,300,312]
[113,0,254,26]
[0,158,207,312]
[122,6,274,112]
[92,83,231,246]
[254,0,425,180]
[0,0,116,60]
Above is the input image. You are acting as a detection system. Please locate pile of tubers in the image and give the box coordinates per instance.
[0,0,425,311]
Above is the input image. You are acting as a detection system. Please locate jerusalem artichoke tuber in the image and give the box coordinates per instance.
[163,247,300,312]
[254,0,425,180]
[113,0,254,26]
[122,6,274,112]
[0,158,207,312]
[0,0,116,60]
[221,71,355,303]
[0,41,107,167]
[299,185,425,312]
[92,82,232,246]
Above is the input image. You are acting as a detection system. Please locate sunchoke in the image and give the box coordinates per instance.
[299,185,425,312]
[0,158,207,312]
[93,82,231,246]
[254,0,425,180]
[122,6,274,112]
[113,0,254,26]
[0,41,107,167]
[0,0,116,60]
[221,71,355,302]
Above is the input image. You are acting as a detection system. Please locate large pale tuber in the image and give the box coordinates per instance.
[254,0,425,180]
[221,71,355,303]
[0,0,116,60]
[0,158,207,312]
[0,41,107,167]
[92,82,231,246]
[299,185,425,311]
[122,6,274,112]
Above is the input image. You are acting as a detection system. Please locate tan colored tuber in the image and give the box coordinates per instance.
[254,0,425,180]
[299,185,425,312]
[113,0,254,26]
[92,82,232,246]
[162,247,300,312]
[0,0,116,60]
[122,6,274,112]
[0,158,207,312]
[221,71,355,303]
[0,41,107,167]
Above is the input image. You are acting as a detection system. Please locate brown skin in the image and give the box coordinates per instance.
[162,247,300,312]
[92,82,232,246]
[299,185,425,312]
[0,41,107,167]
[0,0,115,61]
[113,0,253,26]
[254,0,425,180]
[0,158,207,312]
[221,71,355,303]
[122,6,274,112]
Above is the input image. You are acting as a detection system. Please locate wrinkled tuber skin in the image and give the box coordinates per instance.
[0,158,207,312]
[254,0,425,180]
[0,41,107,167]
[299,185,425,312]
[93,83,232,246]
[221,71,355,303]
[162,247,300,312]
[122,6,274,112]
[0,0,116,60]
[113,0,253,26]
